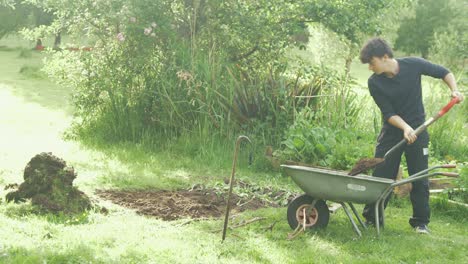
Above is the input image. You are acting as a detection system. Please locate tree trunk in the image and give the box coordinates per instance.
[53,32,61,50]
[35,39,44,50]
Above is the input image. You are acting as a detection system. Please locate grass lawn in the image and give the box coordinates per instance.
[0,36,466,264]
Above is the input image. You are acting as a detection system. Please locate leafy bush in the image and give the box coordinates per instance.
[276,104,373,169]
[280,111,337,165]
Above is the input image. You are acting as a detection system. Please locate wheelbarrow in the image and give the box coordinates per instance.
[281,164,458,237]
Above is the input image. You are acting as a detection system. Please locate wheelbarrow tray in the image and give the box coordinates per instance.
[282,165,394,204]
[281,164,457,237]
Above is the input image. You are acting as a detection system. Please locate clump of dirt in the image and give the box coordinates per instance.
[348,158,385,176]
[96,183,292,221]
[5,152,91,214]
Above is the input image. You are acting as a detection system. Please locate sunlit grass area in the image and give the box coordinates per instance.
[1,197,467,263]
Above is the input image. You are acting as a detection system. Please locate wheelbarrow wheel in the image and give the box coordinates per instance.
[287,195,329,230]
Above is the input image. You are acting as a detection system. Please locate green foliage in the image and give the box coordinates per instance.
[33,0,401,145]
[1,0,15,8]
[425,82,468,162]
[394,0,455,58]
[0,0,54,39]
[303,0,389,45]
[30,0,464,174]
[277,99,373,169]
[280,111,337,165]
[41,0,372,151]
[431,194,468,221]
[429,0,468,72]
[0,2,29,38]
[455,165,468,190]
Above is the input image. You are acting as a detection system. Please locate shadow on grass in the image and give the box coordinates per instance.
[1,202,93,225]
[197,202,468,263]
[0,49,74,115]
[0,244,103,264]
[0,45,21,52]
[72,137,233,191]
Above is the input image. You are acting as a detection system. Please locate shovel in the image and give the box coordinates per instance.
[349,97,461,176]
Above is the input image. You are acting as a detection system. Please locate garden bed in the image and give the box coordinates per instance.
[96,184,293,220]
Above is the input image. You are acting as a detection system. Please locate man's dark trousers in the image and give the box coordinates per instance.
[362,129,430,227]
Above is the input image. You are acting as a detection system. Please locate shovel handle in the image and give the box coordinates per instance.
[384,98,460,159]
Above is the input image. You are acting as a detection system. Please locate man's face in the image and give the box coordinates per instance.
[368,56,386,74]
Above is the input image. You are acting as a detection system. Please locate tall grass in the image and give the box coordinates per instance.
[424,79,468,161]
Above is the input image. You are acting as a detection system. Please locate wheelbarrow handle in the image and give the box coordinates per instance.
[439,172,459,178]
[392,171,459,187]
[441,164,457,169]
[384,98,460,159]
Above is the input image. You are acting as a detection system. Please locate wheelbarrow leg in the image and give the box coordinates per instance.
[340,203,362,237]
[380,199,386,229]
[348,203,367,230]
[374,202,381,236]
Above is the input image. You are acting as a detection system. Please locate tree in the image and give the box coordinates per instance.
[27,0,402,144]
[0,2,29,39]
[302,0,403,73]
[0,0,56,48]
[394,0,454,58]
[1,0,14,8]
[429,0,468,71]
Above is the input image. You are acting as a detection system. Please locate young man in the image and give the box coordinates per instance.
[359,37,464,234]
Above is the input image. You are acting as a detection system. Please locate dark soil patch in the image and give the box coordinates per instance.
[96,187,287,221]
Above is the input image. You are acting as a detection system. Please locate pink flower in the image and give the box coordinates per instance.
[116,32,125,42]
[144,27,152,35]
[151,22,157,28]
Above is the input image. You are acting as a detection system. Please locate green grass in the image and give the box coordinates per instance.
[0,35,467,263]
[0,199,466,263]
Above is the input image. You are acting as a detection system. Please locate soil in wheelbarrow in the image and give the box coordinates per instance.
[96,181,293,221]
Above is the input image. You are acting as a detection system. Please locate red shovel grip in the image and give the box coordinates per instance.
[437,97,460,117]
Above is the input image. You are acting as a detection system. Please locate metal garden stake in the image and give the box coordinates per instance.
[222,135,251,241]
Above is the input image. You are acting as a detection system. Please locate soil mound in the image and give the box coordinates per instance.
[96,187,284,221]
[5,152,91,214]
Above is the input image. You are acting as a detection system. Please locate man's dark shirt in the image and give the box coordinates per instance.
[368,57,450,134]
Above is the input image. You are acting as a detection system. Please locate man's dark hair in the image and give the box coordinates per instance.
[360,37,394,63]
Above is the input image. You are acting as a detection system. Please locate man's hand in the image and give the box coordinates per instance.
[388,115,417,144]
[444,73,464,103]
[403,126,417,144]
[451,90,464,103]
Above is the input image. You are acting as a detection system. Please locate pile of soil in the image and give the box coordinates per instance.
[5,152,91,214]
[96,187,285,221]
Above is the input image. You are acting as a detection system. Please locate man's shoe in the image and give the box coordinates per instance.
[415,225,430,234]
